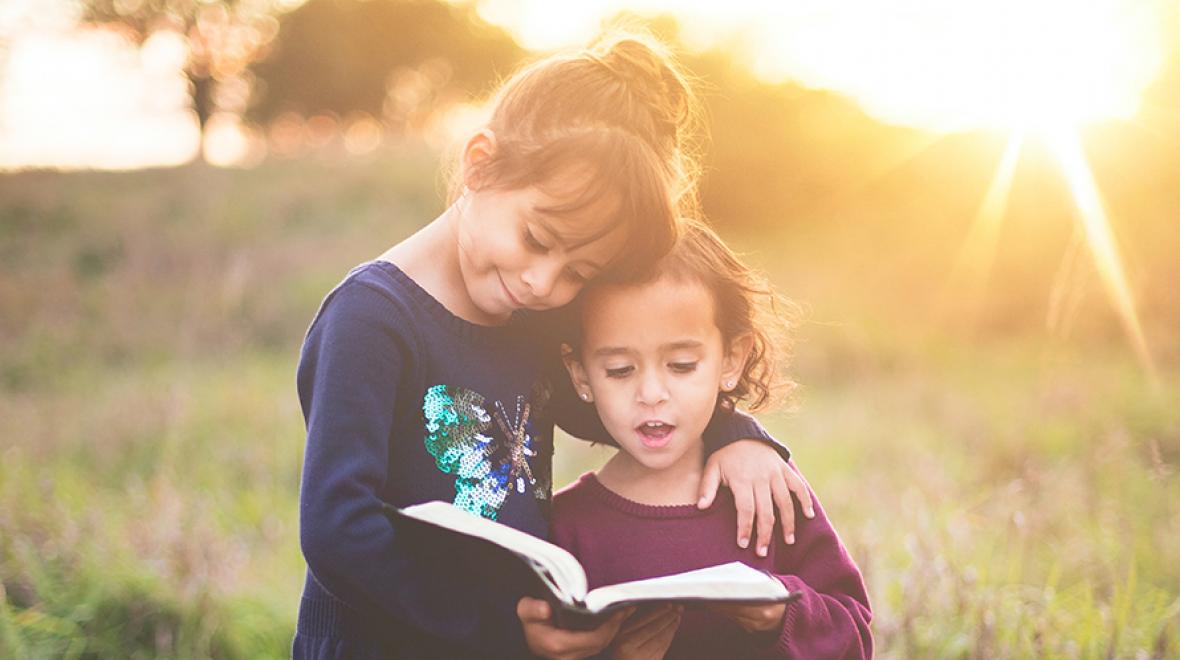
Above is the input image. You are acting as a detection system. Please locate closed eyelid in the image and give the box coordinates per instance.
[531,216,605,270]
[529,216,562,247]
[523,226,550,253]
[564,268,588,283]
[533,228,612,284]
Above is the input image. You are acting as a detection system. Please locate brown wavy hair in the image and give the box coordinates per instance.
[451,31,705,280]
[572,218,798,412]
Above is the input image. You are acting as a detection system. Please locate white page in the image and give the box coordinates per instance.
[398,501,589,601]
[582,561,788,613]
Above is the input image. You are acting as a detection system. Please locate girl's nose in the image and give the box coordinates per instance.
[636,370,670,406]
[521,259,562,301]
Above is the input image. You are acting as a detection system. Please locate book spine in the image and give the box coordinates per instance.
[551,603,610,631]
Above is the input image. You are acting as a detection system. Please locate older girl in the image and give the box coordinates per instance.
[293,34,809,659]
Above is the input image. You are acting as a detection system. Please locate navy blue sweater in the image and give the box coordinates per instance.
[292,261,784,659]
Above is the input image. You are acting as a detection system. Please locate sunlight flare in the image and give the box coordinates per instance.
[1044,130,1156,377]
[474,0,1164,133]
[746,0,1164,132]
[944,135,1025,315]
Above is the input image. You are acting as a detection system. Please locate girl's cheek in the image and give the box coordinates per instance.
[547,284,581,309]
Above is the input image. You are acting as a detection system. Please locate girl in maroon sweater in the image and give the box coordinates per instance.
[553,220,873,659]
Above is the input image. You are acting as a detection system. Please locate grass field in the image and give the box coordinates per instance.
[2,149,1177,658]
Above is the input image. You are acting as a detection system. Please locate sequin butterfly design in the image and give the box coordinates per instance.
[422,384,549,520]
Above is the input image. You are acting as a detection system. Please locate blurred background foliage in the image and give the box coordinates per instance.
[2,0,1179,657]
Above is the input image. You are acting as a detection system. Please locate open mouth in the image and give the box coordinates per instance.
[636,421,675,448]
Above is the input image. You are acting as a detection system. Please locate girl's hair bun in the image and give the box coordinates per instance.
[588,34,695,146]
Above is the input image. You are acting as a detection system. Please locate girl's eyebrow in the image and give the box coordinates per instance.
[592,346,635,358]
[662,340,705,351]
[591,340,703,358]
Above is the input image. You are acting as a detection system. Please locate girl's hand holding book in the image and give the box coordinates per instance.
[517,596,632,660]
[710,601,788,633]
[608,605,682,660]
[697,441,816,556]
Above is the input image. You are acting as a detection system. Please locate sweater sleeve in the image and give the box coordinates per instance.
[758,465,872,659]
[296,282,523,653]
[531,308,791,461]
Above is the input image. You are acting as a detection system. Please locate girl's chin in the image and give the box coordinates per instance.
[626,443,683,468]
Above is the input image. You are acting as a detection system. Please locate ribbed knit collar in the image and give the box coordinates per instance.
[576,472,719,519]
[364,260,527,346]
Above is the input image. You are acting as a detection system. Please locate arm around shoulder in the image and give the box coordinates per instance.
[702,405,790,461]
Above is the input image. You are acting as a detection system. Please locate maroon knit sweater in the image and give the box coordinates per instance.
[551,469,872,659]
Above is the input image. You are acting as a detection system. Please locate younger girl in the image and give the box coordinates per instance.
[293,34,810,659]
[554,220,873,659]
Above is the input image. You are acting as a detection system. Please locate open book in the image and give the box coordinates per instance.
[383,500,801,630]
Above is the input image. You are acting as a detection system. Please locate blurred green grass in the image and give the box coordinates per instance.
[2,148,1177,657]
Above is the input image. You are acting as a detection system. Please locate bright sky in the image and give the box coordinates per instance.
[0,0,198,169]
[475,0,1166,131]
[0,0,1169,169]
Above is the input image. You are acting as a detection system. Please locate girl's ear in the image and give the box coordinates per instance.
[461,129,497,191]
[561,343,594,402]
[720,333,754,392]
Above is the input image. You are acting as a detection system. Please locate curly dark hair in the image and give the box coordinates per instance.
[573,218,798,412]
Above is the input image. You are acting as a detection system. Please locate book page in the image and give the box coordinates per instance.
[582,561,789,613]
[398,501,589,602]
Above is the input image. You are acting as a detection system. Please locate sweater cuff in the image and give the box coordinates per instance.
[767,574,803,657]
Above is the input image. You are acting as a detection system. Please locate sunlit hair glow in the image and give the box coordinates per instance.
[454,31,705,281]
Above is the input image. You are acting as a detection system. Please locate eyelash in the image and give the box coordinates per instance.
[523,228,548,253]
[605,366,633,378]
[604,362,698,378]
[525,227,589,283]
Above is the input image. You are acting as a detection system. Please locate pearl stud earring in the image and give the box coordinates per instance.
[579,392,590,401]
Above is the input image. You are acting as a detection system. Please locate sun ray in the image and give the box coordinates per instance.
[939,134,1024,324]
[1128,100,1180,145]
[857,131,948,190]
[1046,226,1089,340]
[1043,129,1157,380]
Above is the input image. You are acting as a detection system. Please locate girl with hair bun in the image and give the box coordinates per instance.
[293,32,810,659]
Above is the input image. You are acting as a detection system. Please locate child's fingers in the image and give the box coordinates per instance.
[730,480,755,549]
[516,596,551,623]
[587,609,633,650]
[710,603,758,630]
[519,600,630,659]
[784,463,815,519]
[604,607,633,633]
[770,470,796,546]
[613,607,682,659]
[709,602,785,633]
[708,602,740,620]
[619,605,676,635]
[631,607,682,655]
[697,462,721,509]
[754,481,775,557]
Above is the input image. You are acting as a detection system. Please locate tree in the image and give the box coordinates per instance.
[83,0,283,133]
[245,0,523,126]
